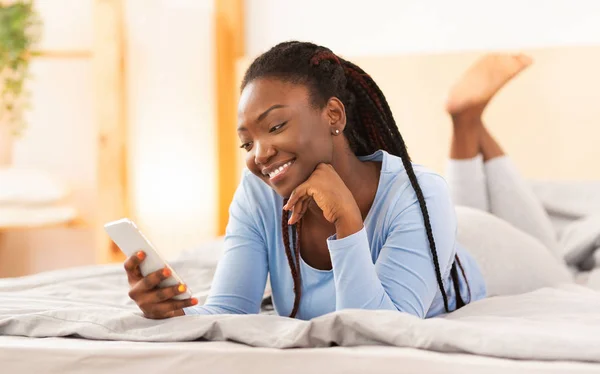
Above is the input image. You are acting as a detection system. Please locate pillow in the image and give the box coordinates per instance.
[0,168,69,206]
[530,180,600,219]
[558,213,600,268]
[455,206,573,297]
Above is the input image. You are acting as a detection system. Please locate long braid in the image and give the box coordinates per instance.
[341,57,452,312]
[344,58,469,310]
[281,203,302,318]
[292,219,303,316]
[243,41,469,316]
[346,54,468,312]
[309,52,454,311]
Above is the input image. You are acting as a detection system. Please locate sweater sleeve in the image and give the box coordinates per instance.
[184,178,268,315]
[327,174,457,318]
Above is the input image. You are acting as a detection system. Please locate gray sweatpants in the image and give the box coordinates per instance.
[446,155,559,256]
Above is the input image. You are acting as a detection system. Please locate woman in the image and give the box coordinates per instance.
[444,54,562,256]
[124,41,486,320]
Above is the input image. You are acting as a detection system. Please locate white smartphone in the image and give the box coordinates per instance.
[104,218,193,300]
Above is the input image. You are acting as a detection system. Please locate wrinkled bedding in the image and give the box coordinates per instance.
[1,256,600,362]
[1,182,599,364]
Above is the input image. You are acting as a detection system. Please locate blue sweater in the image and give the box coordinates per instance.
[184,150,486,319]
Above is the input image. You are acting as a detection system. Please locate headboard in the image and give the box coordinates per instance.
[235,46,600,182]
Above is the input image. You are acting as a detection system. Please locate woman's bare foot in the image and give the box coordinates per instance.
[447,54,530,159]
[446,53,533,118]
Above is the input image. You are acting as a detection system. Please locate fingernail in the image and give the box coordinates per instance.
[136,251,145,260]
[288,218,292,225]
[191,298,198,305]
[162,268,171,277]
[178,284,186,293]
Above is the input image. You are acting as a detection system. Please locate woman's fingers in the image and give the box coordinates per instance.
[284,183,308,211]
[136,283,189,307]
[128,267,171,303]
[125,252,197,319]
[288,198,301,225]
[141,267,172,291]
[130,274,198,319]
[300,198,311,217]
[124,251,145,285]
[145,297,199,319]
[288,195,311,225]
[154,283,188,302]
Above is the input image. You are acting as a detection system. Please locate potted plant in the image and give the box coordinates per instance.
[0,0,41,166]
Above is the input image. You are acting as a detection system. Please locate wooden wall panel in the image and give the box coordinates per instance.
[216,0,245,235]
[93,0,127,263]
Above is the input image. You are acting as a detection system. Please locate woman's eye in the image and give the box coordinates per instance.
[269,121,288,133]
[240,142,253,151]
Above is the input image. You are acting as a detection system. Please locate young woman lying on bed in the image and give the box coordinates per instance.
[123,41,487,320]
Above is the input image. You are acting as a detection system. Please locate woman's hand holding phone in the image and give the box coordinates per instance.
[124,251,198,319]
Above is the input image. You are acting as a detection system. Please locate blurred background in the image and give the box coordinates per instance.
[0,0,599,278]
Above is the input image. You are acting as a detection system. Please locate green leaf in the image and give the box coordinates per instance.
[0,0,41,136]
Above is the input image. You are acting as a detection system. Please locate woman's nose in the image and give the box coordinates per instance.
[254,141,276,166]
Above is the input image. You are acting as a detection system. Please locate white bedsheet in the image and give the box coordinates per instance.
[2,182,599,372]
[1,251,600,363]
[2,336,600,374]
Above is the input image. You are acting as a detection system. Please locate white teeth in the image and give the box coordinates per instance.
[268,161,293,178]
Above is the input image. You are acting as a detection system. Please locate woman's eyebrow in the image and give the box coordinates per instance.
[257,104,287,122]
[238,104,288,131]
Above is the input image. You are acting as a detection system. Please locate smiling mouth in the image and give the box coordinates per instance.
[266,159,295,182]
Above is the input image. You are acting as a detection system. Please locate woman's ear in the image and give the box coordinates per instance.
[324,97,346,134]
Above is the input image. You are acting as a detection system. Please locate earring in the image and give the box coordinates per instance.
[334,129,340,135]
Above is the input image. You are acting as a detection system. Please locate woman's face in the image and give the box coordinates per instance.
[237,78,338,198]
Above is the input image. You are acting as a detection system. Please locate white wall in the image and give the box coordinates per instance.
[2,0,96,277]
[15,0,95,218]
[125,0,217,259]
[246,0,600,57]
[1,0,217,276]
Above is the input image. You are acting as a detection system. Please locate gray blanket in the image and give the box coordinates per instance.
[1,182,599,362]
[530,181,600,270]
[1,253,600,363]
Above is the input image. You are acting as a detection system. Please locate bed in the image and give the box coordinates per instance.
[3,337,600,374]
[2,182,600,373]
[2,269,600,374]
[3,45,600,372]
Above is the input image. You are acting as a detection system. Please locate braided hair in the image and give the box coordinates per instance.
[241,41,469,318]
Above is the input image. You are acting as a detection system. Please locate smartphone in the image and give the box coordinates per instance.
[104,218,193,300]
